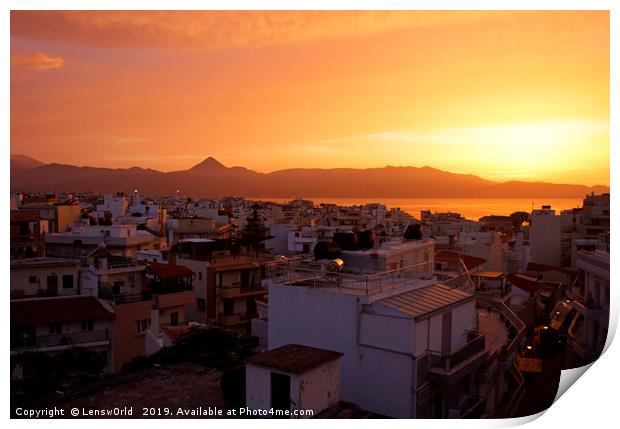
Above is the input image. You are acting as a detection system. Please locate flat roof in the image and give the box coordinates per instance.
[11,257,79,269]
[246,344,343,374]
[377,283,473,319]
[470,271,505,279]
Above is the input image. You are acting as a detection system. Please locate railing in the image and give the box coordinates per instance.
[429,333,486,373]
[571,296,605,316]
[98,289,153,304]
[217,313,257,326]
[12,329,109,351]
[265,260,434,296]
[146,281,193,295]
[476,296,526,353]
[459,394,487,419]
[219,284,265,298]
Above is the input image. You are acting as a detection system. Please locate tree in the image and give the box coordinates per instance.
[241,204,269,256]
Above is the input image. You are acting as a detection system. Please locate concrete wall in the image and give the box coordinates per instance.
[357,346,414,417]
[11,264,79,297]
[530,215,562,266]
[110,300,152,372]
[267,283,361,404]
[296,359,341,416]
[246,359,341,418]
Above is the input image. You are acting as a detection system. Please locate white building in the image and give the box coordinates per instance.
[245,344,343,418]
[262,244,523,418]
[458,232,502,272]
[567,250,610,363]
[529,206,562,266]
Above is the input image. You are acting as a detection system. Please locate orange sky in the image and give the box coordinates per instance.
[10,11,609,185]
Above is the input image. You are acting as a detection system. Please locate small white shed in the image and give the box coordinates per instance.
[245,344,343,418]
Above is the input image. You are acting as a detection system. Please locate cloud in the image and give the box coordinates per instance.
[319,119,610,147]
[11,52,64,70]
[10,10,517,52]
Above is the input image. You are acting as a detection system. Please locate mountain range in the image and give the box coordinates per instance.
[10,154,609,198]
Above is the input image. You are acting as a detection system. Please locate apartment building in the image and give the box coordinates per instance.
[262,243,523,418]
[11,257,80,299]
[45,224,160,258]
[566,250,610,364]
[173,239,269,333]
[11,296,114,375]
[10,210,49,259]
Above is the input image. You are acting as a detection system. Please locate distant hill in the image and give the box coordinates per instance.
[10,154,45,171]
[10,155,609,198]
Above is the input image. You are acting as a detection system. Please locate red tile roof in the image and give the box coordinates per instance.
[147,262,195,279]
[11,296,114,327]
[435,250,487,271]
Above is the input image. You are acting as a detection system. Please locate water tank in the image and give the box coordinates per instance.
[326,258,345,272]
[313,241,342,260]
[332,232,358,251]
[404,223,423,240]
[356,230,376,249]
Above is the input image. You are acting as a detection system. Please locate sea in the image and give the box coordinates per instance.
[252,197,584,221]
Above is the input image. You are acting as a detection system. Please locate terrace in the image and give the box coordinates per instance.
[264,259,435,297]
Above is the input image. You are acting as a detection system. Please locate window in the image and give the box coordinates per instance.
[136,319,150,334]
[49,323,62,335]
[198,272,203,280]
[197,298,206,312]
[223,299,234,315]
[217,273,223,287]
[28,276,37,284]
[81,320,94,331]
[62,274,73,289]
[170,312,179,326]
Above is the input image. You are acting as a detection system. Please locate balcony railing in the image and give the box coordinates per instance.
[265,259,434,296]
[217,313,257,326]
[429,333,486,374]
[98,289,153,304]
[12,329,109,351]
[571,297,606,318]
[219,284,265,298]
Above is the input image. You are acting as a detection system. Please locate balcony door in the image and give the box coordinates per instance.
[47,275,58,295]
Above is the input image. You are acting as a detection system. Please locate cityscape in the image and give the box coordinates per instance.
[9,10,610,420]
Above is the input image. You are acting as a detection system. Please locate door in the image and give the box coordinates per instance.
[46,275,58,295]
[271,372,291,413]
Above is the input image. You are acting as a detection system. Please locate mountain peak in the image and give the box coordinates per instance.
[191,157,226,170]
[11,154,45,170]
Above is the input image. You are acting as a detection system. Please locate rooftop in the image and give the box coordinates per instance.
[470,271,505,279]
[435,250,487,271]
[11,296,114,327]
[11,257,79,269]
[376,283,473,319]
[246,344,343,374]
[147,262,195,279]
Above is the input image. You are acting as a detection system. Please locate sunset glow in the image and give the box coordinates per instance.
[10,10,609,185]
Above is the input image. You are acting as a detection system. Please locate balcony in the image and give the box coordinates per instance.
[218,282,265,298]
[99,289,153,305]
[11,329,110,352]
[217,312,257,326]
[572,298,606,319]
[428,334,488,383]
